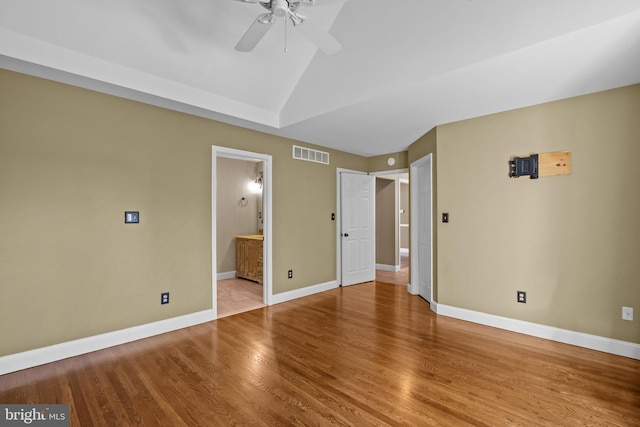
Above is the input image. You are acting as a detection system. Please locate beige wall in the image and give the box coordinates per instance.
[216,157,260,274]
[271,143,366,292]
[368,151,408,172]
[432,85,640,343]
[0,69,367,356]
[375,178,397,267]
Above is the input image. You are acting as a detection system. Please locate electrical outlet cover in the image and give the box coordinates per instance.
[161,292,170,304]
[622,306,633,321]
[517,291,526,303]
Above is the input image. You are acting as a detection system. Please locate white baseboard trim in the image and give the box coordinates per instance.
[376,263,400,272]
[270,280,339,305]
[0,309,214,376]
[217,271,236,280]
[1,279,340,376]
[433,302,640,360]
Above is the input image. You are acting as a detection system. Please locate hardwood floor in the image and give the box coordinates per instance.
[1,282,639,426]
[375,254,409,286]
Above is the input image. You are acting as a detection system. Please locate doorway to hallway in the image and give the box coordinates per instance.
[373,171,409,287]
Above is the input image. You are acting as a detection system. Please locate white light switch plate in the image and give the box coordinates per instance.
[622,306,634,321]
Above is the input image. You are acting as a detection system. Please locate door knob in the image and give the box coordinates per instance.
[343,233,349,237]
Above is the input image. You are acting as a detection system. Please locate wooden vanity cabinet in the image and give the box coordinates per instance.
[235,235,263,285]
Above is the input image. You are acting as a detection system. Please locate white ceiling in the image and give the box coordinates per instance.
[1,0,640,157]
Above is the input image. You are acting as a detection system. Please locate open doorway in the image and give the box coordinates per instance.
[212,146,272,319]
[373,171,409,286]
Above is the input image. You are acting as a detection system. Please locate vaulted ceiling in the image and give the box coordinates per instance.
[2,0,640,156]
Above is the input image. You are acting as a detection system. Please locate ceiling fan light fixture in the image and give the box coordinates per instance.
[289,13,304,26]
[258,13,275,24]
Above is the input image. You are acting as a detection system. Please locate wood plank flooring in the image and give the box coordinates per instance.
[375,254,409,286]
[1,281,639,426]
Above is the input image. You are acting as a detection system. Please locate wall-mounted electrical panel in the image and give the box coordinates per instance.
[510,154,538,179]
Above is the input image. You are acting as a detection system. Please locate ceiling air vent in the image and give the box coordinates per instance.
[292,145,329,165]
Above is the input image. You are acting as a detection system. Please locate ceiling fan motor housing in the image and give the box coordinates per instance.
[262,0,303,15]
[273,0,289,16]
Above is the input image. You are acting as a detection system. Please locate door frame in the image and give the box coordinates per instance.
[409,154,433,301]
[212,146,273,318]
[370,169,409,274]
[399,178,409,270]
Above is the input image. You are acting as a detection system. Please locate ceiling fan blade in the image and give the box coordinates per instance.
[235,13,276,52]
[294,17,341,54]
[300,0,349,5]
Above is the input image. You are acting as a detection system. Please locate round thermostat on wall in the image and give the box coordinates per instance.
[387,157,396,166]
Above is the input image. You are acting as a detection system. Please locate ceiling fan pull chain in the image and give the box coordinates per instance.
[284,14,288,53]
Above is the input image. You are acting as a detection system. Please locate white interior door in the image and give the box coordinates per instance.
[340,172,375,286]
[411,155,432,302]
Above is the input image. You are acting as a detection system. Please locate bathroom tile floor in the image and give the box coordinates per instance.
[217,277,265,318]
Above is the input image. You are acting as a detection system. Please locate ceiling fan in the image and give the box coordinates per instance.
[233,0,342,54]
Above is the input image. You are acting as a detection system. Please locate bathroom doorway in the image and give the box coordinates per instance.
[212,146,273,319]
